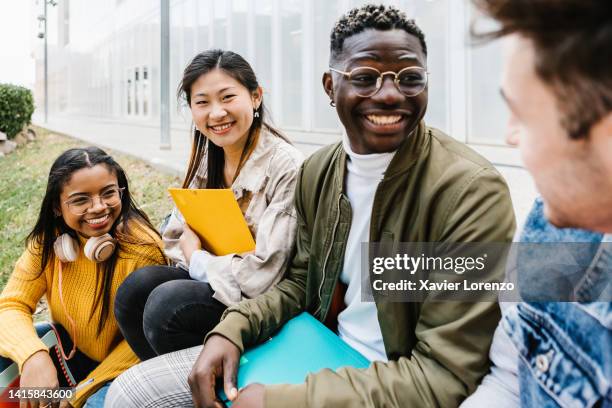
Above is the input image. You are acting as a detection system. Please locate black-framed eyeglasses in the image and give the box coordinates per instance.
[329,66,429,98]
[63,187,125,215]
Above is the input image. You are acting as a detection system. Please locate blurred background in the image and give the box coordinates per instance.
[0,0,537,224]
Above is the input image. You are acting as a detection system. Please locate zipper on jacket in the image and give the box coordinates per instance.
[315,195,341,317]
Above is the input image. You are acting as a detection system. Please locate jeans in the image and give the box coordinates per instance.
[83,382,111,407]
[114,265,227,361]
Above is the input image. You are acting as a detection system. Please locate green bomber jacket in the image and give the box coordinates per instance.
[208,122,516,407]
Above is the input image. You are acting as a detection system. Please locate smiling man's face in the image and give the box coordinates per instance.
[324,28,428,154]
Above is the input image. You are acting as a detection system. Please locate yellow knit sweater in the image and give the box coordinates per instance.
[0,224,166,407]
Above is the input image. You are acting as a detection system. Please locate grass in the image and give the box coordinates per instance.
[0,127,180,290]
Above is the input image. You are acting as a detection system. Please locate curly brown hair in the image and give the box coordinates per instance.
[472,0,612,139]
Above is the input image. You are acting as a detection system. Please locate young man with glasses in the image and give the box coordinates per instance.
[104,5,515,407]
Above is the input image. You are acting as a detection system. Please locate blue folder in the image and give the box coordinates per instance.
[219,312,370,403]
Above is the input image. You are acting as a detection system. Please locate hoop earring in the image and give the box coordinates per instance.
[329,100,336,107]
[253,109,260,118]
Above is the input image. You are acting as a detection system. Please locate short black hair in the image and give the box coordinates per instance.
[330,4,427,63]
[473,0,612,139]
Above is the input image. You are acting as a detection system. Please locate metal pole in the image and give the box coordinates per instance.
[160,0,171,149]
[44,0,48,123]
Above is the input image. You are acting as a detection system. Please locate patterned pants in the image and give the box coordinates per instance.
[103,345,201,407]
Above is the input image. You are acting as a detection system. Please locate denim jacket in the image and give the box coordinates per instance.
[505,300,611,408]
[464,199,611,408]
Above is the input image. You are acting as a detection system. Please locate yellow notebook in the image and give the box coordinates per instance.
[168,188,256,256]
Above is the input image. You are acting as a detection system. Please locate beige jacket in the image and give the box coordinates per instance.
[162,129,304,306]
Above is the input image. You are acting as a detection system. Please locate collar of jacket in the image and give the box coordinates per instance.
[332,121,428,192]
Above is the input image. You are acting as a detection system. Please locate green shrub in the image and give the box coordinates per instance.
[0,83,35,139]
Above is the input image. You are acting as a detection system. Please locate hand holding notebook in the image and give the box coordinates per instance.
[218,313,370,404]
[168,188,255,256]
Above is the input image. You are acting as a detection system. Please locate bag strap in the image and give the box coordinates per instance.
[56,261,77,361]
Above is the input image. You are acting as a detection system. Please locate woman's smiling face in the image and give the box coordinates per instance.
[58,164,122,238]
[189,68,262,151]
[325,29,428,154]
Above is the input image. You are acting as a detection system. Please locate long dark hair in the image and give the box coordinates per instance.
[26,147,163,335]
[178,49,287,188]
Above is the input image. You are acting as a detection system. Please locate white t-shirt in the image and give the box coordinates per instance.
[337,134,396,362]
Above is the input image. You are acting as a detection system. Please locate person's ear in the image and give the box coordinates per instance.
[252,86,263,110]
[323,72,334,102]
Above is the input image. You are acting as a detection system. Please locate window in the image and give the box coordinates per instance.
[312,1,342,130]
[254,1,273,119]
[126,69,133,116]
[170,1,187,121]
[406,0,449,132]
[196,0,210,51]
[467,7,507,145]
[60,0,70,46]
[232,0,249,57]
[212,0,227,49]
[280,1,303,127]
[126,66,150,118]
[142,67,149,115]
[134,67,140,115]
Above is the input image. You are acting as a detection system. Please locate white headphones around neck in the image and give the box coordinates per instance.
[53,233,116,263]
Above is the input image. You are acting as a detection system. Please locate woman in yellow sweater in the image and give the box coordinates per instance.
[0,147,166,407]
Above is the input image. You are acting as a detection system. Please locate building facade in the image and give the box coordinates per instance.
[33,0,514,148]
